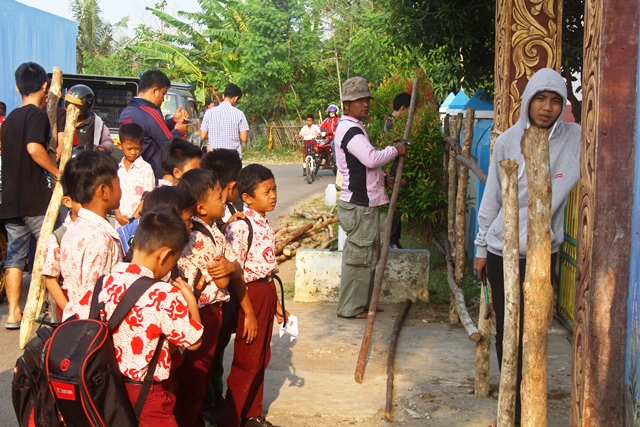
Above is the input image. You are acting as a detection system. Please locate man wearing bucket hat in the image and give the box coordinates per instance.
[335,77,407,319]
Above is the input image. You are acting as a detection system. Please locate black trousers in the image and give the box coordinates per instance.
[486,251,557,414]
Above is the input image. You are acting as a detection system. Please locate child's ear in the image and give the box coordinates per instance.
[61,196,73,209]
[241,192,252,205]
[173,167,183,179]
[196,201,207,216]
[158,247,174,266]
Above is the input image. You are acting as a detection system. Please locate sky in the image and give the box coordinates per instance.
[17,0,201,36]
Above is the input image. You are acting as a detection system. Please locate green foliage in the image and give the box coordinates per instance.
[367,71,446,246]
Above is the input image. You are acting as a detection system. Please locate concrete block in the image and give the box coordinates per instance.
[294,248,430,303]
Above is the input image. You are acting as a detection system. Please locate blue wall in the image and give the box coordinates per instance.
[625,32,640,426]
[0,0,77,113]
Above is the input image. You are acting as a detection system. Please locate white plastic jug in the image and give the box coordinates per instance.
[325,184,337,206]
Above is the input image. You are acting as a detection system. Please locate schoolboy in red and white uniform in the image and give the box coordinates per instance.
[59,151,123,321]
[221,164,289,427]
[173,168,257,427]
[99,207,203,426]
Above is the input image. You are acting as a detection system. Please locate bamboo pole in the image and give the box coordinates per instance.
[354,77,418,384]
[520,127,552,426]
[385,299,413,421]
[497,159,521,427]
[20,102,80,349]
[447,113,463,323]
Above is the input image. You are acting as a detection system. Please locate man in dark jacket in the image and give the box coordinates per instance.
[119,70,188,179]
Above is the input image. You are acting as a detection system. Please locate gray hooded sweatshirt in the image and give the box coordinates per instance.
[474,68,581,258]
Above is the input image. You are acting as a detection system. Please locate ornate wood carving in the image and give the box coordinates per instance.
[494,0,563,133]
[571,0,639,425]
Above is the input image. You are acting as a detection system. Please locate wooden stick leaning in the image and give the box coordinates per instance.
[520,127,552,426]
[497,159,520,427]
[20,103,81,349]
[354,77,419,384]
[385,299,413,421]
[447,113,463,323]
[443,236,480,341]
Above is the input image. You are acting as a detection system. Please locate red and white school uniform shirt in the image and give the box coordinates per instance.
[59,208,123,321]
[117,156,156,219]
[225,208,278,283]
[99,263,203,382]
[42,214,73,278]
[178,217,233,308]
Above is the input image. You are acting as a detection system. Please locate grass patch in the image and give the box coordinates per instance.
[243,136,300,164]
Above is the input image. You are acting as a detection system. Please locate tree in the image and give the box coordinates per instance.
[71,0,116,71]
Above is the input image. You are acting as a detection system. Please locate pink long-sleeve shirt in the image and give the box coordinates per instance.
[335,115,398,207]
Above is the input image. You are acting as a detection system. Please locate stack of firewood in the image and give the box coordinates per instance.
[274,208,339,263]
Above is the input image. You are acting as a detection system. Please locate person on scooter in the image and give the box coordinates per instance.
[298,113,321,175]
[320,104,340,165]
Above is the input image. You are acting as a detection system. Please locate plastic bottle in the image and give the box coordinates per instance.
[325,183,337,206]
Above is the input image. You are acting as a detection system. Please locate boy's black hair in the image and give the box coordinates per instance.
[62,151,118,204]
[0,101,6,117]
[133,206,189,254]
[161,138,203,175]
[223,83,242,100]
[305,114,314,121]
[237,164,274,198]
[139,70,171,93]
[119,123,144,144]
[392,93,411,112]
[143,186,196,215]
[15,62,47,96]
[200,149,242,188]
[177,168,220,203]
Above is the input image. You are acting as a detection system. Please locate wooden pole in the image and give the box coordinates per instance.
[520,127,552,426]
[20,103,80,349]
[454,109,474,293]
[385,299,413,421]
[46,67,62,168]
[496,159,520,427]
[447,113,463,323]
[354,77,419,384]
[443,237,480,341]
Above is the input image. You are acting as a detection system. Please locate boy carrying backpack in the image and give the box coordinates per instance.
[44,207,203,426]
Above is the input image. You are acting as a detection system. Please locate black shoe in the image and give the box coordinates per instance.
[241,417,279,427]
[202,402,222,425]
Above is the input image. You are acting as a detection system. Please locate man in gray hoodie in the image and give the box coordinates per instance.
[474,68,580,418]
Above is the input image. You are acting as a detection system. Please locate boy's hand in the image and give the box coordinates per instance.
[115,213,130,226]
[207,256,235,279]
[227,212,246,224]
[276,309,290,325]
[242,313,258,344]
[171,277,197,303]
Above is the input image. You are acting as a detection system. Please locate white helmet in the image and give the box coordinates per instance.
[327,104,339,114]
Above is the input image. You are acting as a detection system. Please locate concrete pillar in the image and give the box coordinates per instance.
[493,0,563,133]
[571,0,639,425]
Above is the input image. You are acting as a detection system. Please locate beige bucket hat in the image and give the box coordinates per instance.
[341,77,372,102]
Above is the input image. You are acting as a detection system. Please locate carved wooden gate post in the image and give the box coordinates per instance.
[571,0,640,425]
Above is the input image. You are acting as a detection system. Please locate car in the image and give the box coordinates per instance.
[50,74,202,160]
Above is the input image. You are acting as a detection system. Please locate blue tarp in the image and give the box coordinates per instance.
[0,0,77,113]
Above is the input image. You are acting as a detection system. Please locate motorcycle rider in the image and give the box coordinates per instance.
[320,104,340,165]
[57,84,115,159]
[298,113,321,175]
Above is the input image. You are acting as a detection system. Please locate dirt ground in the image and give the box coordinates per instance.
[211,257,572,427]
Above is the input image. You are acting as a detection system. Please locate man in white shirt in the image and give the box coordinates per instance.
[200,84,249,157]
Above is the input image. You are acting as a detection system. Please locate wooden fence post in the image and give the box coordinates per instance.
[497,159,520,427]
[448,112,463,323]
[520,127,552,426]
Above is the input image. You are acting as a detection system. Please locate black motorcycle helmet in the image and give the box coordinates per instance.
[64,84,95,115]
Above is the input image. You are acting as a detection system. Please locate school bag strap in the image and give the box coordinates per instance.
[240,216,254,260]
[133,334,165,418]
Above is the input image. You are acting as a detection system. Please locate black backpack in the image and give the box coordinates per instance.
[12,326,64,427]
[44,275,164,427]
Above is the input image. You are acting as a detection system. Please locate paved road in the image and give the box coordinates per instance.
[0,162,328,425]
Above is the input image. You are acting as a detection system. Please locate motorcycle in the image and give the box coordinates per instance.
[303,128,337,184]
